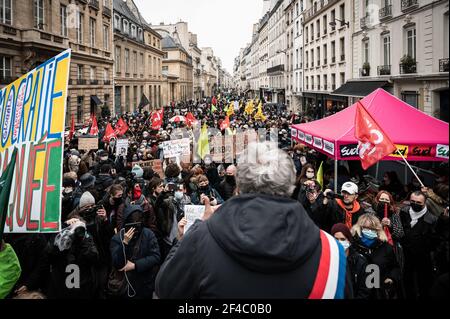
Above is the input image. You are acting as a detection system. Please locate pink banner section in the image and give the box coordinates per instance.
[291,89,449,162]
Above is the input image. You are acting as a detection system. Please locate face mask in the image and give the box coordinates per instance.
[225,175,236,184]
[306,172,314,179]
[410,203,425,213]
[174,191,184,201]
[133,186,142,200]
[63,187,73,194]
[296,150,302,154]
[377,202,389,215]
[340,240,351,251]
[112,197,123,206]
[100,156,108,162]
[362,229,378,240]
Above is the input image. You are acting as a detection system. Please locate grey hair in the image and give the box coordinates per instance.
[236,142,296,197]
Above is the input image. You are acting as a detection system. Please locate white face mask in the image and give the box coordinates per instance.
[340,240,351,251]
[100,156,108,161]
[306,172,315,179]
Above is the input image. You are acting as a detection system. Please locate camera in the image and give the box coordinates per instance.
[79,204,103,224]
[325,191,344,200]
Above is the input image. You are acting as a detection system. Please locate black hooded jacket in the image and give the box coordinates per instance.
[155,193,337,299]
[110,205,160,299]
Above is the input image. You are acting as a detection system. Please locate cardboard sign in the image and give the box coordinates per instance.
[210,136,224,162]
[162,138,190,159]
[115,139,129,157]
[131,159,164,178]
[184,205,205,234]
[224,135,234,164]
[436,144,449,159]
[78,137,99,151]
[0,49,71,233]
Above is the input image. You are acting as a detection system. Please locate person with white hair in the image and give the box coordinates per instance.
[155,142,348,299]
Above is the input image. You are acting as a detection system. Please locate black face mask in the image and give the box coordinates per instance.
[112,197,123,206]
[198,185,210,193]
[411,203,425,213]
[225,175,236,185]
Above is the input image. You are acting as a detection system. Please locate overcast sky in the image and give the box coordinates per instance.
[134,0,264,74]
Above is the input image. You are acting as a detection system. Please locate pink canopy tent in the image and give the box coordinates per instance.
[291,89,449,163]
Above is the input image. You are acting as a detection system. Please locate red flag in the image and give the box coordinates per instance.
[186,112,197,127]
[220,116,230,130]
[103,123,116,142]
[68,114,75,140]
[89,114,99,136]
[151,109,163,130]
[114,118,129,136]
[211,96,217,106]
[354,102,396,170]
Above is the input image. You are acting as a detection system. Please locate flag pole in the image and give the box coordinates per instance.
[396,149,425,188]
[334,159,338,194]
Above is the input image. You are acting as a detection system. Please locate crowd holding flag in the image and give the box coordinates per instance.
[89,114,99,136]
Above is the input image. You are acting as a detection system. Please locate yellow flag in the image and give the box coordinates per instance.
[227,102,235,116]
[317,162,324,189]
[245,100,255,115]
[197,123,210,160]
[254,102,266,121]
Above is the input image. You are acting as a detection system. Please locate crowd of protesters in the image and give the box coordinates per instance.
[0,95,448,300]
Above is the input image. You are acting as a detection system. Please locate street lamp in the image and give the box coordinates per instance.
[329,18,349,28]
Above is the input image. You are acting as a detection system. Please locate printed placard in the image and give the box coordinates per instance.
[298,130,305,141]
[313,137,323,149]
[304,134,313,144]
[115,139,129,157]
[436,144,449,159]
[291,128,297,137]
[323,140,335,156]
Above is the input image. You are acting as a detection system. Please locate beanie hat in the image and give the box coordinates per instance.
[132,165,144,178]
[331,223,353,242]
[79,191,95,209]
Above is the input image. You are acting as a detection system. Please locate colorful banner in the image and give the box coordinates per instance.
[0,49,71,233]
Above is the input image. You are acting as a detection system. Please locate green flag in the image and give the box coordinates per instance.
[197,124,210,160]
[0,148,17,239]
[317,161,324,190]
[211,104,217,113]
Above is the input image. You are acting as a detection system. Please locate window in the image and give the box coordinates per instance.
[34,0,44,29]
[149,55,153,77]
[331,73,336,88]
[123,20,129,34]
[90,66,95,80]
[115,46,121,73]
[311,24,314,40]
[323,74,327,90]
[383,34,391,65]
[323,44,327,63]
[406,28,416,59]
[133,51,137,75]
[104,68,108,82]
[77,96,84,122]
[153,57,156,76]
[125,49,130,73]
[90,18,96,47]
[133,86,137,110]
[103,24,110,50]
[138,28,143,41]
[317,47,320,66]
[340,72,345,86]
[340,4,345,22]
[363,39,369,63]
[0,0,12,25]
[60,5,67,37]
[317,75,320,90]
[77,65,83,80]
[140,53,144,74]
[316,20,320,38]
[131,24,136,38]
[331,41,335,61]
[125,86,130,111]
[340,38,345,60]
[0,56,11,78]
[323,15,327,34]
[305,26,308,42]
[77,12,84,43]
[296,21,299,36]
[401,91,419,108]
[114,14,121,30]
[331,10,335,30]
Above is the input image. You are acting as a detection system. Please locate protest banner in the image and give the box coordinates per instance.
[78,137,99,151]
[162,138,190,159]
[116,139,129,157]
[224,135,234,164]
[0,49,71,233]
[210,136,224,162]
[184,205,205,234]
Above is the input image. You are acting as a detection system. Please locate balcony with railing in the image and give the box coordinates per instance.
[267,64,285,74]
[77,79,87,85]
[89,0,99,10]
[103,6,112,17]
[1,24,17,35]
[401,0,419,12]
[360,14,373,29]
[378,65,391,75]
[303,0,339,23]
[439,58,449,72]
[379,5,393,20]
[90,79,99,85]
[104,80,111,85]
[400,62,417,74]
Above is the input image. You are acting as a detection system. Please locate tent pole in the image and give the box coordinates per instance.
[375,162,379,180]
[396,149,425,188]
[334,159,338,193]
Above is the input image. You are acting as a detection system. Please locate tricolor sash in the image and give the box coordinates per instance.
[308,230,347,299]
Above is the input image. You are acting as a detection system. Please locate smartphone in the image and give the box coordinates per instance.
[167,183,177,192]
[124,222,141,232]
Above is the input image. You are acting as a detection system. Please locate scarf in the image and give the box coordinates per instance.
[409,206,427,228]
[336,199,361,230]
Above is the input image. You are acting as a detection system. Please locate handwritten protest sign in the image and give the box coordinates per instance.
[162,138,190,159]
[78,137,99,151]
[0,49,71,233]
[131,159,164,178]
[210,136,224,162]
[184,205,205,234]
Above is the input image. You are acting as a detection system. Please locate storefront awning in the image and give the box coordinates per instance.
[91,95,102,105]
[331,81,390,98]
